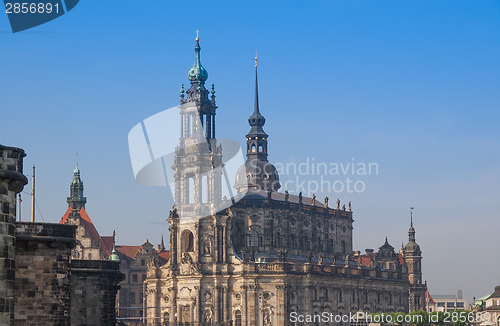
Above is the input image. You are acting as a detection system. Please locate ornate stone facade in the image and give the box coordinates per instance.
[145,37,426,325]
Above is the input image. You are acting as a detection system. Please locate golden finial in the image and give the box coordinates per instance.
[196,30,200,42]
[254,51,258,68]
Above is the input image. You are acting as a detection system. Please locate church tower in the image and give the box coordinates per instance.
[67,164,86,211]
[60,165,104,260]
[405,208,427,311]
[151,35,236,325]
[235,56,280,192]
[173,31,223,221]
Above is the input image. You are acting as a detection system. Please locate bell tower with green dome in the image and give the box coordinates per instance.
[67,164,86,211]
[174,31,223,220]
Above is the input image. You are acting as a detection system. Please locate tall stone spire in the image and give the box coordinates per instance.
[246,56,269,161]
[236,56,281,192]
[404,207,426,311]
[67,164,87,211]
[160,232,165,251]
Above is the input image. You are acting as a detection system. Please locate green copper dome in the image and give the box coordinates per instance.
[109,249,120,262]
[187,40,208,86]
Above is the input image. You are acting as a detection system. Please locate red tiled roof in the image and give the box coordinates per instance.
[158,251,170,261]
[59,207,71,224]
[426,290,436,304]
[101,236,113,257]
[60,207,101,245]
[78,207,101,242]
[116,245,142,260]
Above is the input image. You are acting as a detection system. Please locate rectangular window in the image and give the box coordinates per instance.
[141,259,145,266]
[447,302,454,308]
[456,302,464,308]
[142,274,146,282]
[132,274,138,282]
[130,292,136,304]
[437,302,445,307]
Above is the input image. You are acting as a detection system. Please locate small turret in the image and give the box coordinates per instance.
[109,230,120,262]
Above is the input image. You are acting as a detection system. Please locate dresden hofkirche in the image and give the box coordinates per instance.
[145,36,427,326]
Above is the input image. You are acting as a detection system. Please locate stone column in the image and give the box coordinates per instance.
[212,114,216,138]
[0,145,27,326]
[276,285,285,326]
[195,174,201,204]
[225,285,231,324]
[214,285,219,323]
[242,285,248,326]
[221,223,226,263]
[221,286,226,322]
[247,285,256,326]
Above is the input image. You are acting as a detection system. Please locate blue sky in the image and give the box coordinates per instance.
[1,0,499,301]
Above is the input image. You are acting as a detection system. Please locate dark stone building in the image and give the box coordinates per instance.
[0,144,123,326]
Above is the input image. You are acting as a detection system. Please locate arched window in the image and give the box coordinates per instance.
[251,144,256,152]
[342,240,346,254]
[163,312,169,326]
[352,290,356,302]
[235,310,242,326]
[275,232,281,247]
[289,234,295,249]
[258,145,263,152]
[181,230,194,252]
[250,229,260,247]
[339,289,343,302]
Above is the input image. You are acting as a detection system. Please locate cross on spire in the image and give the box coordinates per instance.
[196,29,200,42]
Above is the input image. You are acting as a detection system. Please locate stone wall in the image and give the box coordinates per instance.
[70,259,123,326]
[14,222,76,325]
[0,145,27,325]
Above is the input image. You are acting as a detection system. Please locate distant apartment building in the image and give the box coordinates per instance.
[432,290,468,312]
[472,285,500,326]
[115,239,169,326]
